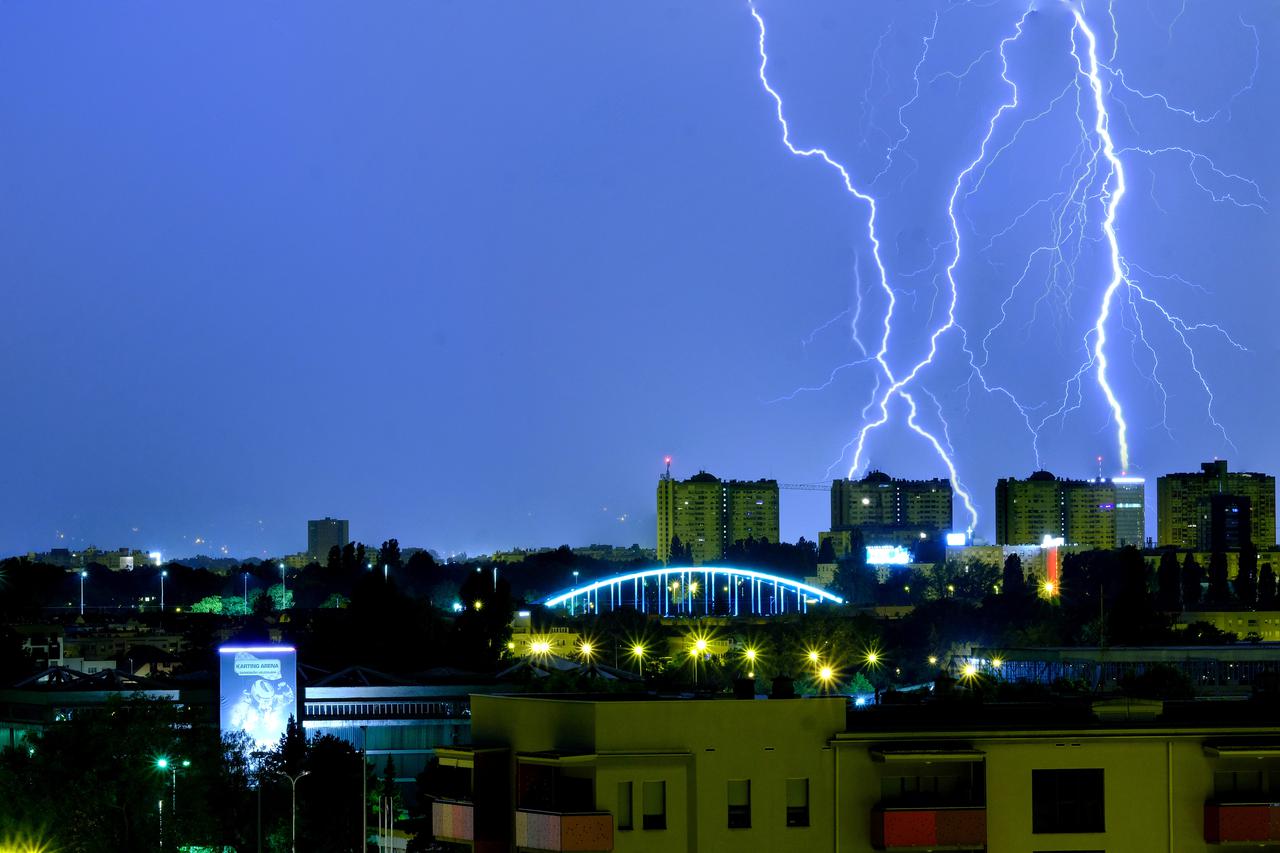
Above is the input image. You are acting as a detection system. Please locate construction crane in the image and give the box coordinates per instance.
[780,483,832,491]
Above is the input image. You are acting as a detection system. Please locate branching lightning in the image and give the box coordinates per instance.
[749,0,1264,531]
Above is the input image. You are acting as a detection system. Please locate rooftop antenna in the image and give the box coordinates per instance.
[663,455,672,480]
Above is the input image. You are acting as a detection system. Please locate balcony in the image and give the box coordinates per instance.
[515,809,614,852]
[1205,802,1280,844]
[432,800,475,842]
[871,806,986,850]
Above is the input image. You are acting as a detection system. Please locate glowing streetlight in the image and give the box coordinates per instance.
[630,643,646,676]
[279,562,287,610]
[579,641,595,662]
[530,639,551,657]
[694,638,708,654]
[807,650,820,664]
[991,657,1003,669]
[928,655,939,666]
[864,650,879,667]
[819,665,834,681]
[962,663,978,679]
[1042,579,1057,597]
[160,570,168,612]
[79,570,88,616]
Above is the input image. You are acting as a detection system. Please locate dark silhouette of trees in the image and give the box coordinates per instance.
[1001,554,1026,598]
[1207,550,1231,605]
[379,539,403,573]
[1156,549,1181,611]
[1261,563,1278,609]
[832,530,874,605]
[817,537,837,564]
[327,545,342,572]
[666,535,692,565]
[1236,542,1259,608]
[1181,552,1203,609]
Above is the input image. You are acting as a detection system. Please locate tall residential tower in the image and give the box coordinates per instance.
[656,471,779,564]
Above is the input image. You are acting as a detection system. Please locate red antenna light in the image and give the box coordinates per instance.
[664,456,672,465]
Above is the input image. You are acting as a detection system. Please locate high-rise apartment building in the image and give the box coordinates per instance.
[656,471,779,564]
[830,471,953,533]
[1157,460,1276,548]
[307,517,350,562]
[995,471,1146,549]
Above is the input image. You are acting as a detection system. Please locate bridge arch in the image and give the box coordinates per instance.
[541,565,843,617]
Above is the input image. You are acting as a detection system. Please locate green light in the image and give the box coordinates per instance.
[156,757,169,769]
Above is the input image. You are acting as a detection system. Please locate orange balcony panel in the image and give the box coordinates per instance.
[871,807,986,850]
[515,809,613,852]
[432,800,475,842]
[1204,803,1280,843]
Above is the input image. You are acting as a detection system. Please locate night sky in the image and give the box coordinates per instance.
[3,1,1277,559]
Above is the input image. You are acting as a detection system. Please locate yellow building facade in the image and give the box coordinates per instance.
[656,472,779,565]
[433,693,1280,853]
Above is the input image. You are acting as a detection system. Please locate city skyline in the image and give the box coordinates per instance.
[3,1,1277,558]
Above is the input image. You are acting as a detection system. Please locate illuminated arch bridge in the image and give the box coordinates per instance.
[542,566,844,617]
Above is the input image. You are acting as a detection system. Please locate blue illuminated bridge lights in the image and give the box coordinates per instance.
[541,566,844,617]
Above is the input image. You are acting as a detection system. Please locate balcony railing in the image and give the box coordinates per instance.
[432,800,475,842]
[1205,802,1280,843]
[871,805,986,850]
[515,808,614,852]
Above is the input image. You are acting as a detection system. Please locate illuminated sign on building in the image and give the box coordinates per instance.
[866,545,912,566]
[218,646,297,749]
[945,532,967,547]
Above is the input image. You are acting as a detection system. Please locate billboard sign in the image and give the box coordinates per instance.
[866,545,912,566]
[218,646,297,749]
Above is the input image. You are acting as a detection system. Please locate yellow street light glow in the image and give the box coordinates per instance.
[695,638,708,653]
[579,642,594,659]
[631,644,646,658]
[928,655,939,666]
[808,650,820,663]
[473,599,483,611]
[962,663,978,678]
[819,666,834,681]
[506,641,516,651]
[864,651,879,666]
[992,658,1003,668]
[744,648,757,662]
[1043,580,1057,596]
[689,581,699,594]
[530,639,551,656]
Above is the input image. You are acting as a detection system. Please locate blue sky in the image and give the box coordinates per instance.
[2,0,1277,558]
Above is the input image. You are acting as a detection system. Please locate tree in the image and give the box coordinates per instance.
[666,535,691,565]
[327,545,342,572]
[832,530,873,605]
[379,539,403,573]
[817,537,836,564]
[341,542,358,573]
[1001,554,1026,598]
[1156,549,1181,611]
[1261,564,1278,609]
[1207,550,1231,605]
[1181,553,1203,609]
[1236,542,1259,608]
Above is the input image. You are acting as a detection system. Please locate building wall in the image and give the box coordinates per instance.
[997,473,1146,549]
[656,474,779,565]
[1158,461,1277,549]
[307,517,350,561]
[831,474,952,533]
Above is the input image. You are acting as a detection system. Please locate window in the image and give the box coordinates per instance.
[786,778,809,827]
[1032,769,1104,834]
[642,781,666,830]
[727,779,751,828]
[617,782,633,831]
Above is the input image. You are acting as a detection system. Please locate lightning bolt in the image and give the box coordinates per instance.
[751,0,1263,534]
[749,3,979,532]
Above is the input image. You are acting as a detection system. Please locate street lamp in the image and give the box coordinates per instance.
[160,570,168,612]
[279,769,311,853]
[630,643,646,676]
[743,647,758,679]
[79,570,88,616]
[279,562,287,610]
